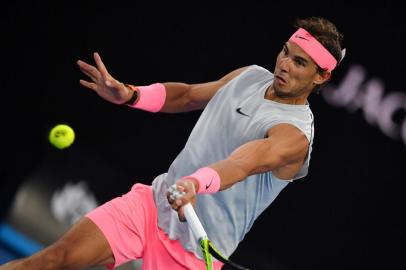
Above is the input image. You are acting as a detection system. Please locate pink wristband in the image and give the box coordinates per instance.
[183,167,221,194]
[127,83,166,112]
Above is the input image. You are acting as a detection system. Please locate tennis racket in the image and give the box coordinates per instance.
[168,184,250,270]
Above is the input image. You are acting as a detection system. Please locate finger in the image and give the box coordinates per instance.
[79,80,97,91]
[170,195,183,209]
[175,183,194,206]
[79,65,98,82]
[77,60,101,80]
[177,185,185,192]
[175,198,183,207]
[178,207,186,222]
[93,52,110,78]
[169,200,180,211]
[166,192,175,205]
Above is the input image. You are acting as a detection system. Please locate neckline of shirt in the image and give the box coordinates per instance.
[259,80,310,111]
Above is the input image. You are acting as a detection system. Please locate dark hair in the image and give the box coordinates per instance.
[294,17,344,70]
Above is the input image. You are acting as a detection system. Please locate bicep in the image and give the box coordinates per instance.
[229,124,309,175]
[264,124,309,167]
[209,124,308,189]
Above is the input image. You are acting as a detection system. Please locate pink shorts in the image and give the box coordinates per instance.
[86,183,223,270]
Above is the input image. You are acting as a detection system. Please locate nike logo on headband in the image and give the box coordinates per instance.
[236,107,250,117]
[295,35,309,41]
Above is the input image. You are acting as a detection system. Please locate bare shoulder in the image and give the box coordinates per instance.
[219,66,251,84]
[266,123,309,161]
[266,123,310,180]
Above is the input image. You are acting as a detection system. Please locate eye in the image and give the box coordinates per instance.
[295,58,306,67]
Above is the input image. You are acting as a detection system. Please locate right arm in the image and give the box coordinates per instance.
[77,52,248,113]
[160,66,248,112]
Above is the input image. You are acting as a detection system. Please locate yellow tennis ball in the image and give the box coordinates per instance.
[49,124,75,149]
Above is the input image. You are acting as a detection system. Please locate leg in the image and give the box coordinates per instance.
[0,217,113,270]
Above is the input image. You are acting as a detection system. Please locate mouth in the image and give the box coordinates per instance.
[275,75,287,85]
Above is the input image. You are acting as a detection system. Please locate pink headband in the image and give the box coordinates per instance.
[289,28,337,71]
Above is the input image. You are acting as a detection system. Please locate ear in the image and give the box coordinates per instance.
[313,71,331,86]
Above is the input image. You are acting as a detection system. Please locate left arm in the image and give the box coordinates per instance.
[169,123,309,214]
[208,123,309,190]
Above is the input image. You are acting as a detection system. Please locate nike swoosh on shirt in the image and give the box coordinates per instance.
[236,107,250,117]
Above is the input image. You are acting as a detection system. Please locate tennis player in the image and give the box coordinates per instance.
[0,17,344,270]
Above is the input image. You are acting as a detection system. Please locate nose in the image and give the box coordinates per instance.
[279,56,292,73]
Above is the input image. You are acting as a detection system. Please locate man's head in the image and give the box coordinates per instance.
[272,17,344,99]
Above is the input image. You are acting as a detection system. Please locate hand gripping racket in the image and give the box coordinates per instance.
[168,185,250,270]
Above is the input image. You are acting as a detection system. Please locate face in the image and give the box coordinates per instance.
[272,41,330,98]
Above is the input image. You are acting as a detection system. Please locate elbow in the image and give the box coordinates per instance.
[185,94,204,111]
[250,155,286,175]
[185,87,206,111]
[169,90,197,112]
[185,99,202,111]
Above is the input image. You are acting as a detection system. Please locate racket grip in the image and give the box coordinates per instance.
[184,203,208,241]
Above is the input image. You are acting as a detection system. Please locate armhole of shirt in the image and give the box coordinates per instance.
[261,119,312,182]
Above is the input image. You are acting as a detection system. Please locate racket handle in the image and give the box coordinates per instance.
[184,203,208,241]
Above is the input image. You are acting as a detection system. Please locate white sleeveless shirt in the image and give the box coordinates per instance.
[152,65,314,259]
